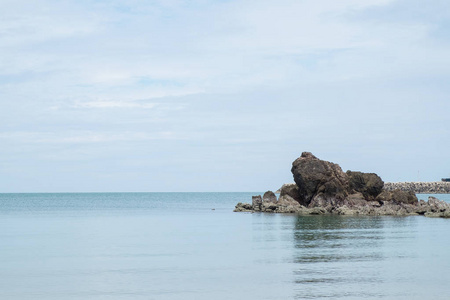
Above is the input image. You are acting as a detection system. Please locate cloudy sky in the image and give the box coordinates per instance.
[1,0,449,192]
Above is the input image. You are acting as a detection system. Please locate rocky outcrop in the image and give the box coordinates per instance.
[235,152,450,218]
[424,196,450,218]
[279,183,305,205]
[234,202,252,212]
[276,195,303,213]
[384,182,450,194]
[237,194,449,217]
[263,191,277,203]
[291,152,349,206]
[347,171,384,200]
[252,195,262,211]
[376,190,418,205]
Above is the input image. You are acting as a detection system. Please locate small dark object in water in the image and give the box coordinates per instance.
[442,178,450,182]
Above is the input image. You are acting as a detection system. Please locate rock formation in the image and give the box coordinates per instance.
[279,183,304,205]
[234,152,450,218]
[346,171,384,200]
[291,152,349,207]
[424,197,450,218]
[252,195,262,211]
[262,191,277,203]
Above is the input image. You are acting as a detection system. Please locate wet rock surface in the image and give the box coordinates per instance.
[235,152,450,218]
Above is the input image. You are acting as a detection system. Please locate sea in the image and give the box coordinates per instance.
[1,192,450,300]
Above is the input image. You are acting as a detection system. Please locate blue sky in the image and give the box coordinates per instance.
[1,0,449,192]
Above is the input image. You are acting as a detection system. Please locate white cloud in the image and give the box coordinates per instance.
[0,0,449,191]
[73,101,159,109]
[2,0,434,98]
[0,131,182,144]
[1,0,448,109]
[0,0,105,46]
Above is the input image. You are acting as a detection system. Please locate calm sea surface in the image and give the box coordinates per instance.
[1,193,450,300]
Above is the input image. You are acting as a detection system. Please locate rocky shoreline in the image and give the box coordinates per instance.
[235,152,450,218]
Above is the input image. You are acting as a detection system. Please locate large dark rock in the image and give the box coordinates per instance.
[346,171,384,200]
[291,152,349,206]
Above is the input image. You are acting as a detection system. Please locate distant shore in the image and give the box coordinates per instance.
[277,182,450,194]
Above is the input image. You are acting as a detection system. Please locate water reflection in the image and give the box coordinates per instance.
[291,216,418,299]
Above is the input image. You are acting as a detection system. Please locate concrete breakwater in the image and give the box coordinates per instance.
[383,182,450,194]
[277,182,450,194]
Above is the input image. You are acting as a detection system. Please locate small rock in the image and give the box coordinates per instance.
[252,195,262,211]
[234,202,252,212]
[263,191,277,203]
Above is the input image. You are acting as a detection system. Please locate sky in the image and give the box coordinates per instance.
[1,0,449,192]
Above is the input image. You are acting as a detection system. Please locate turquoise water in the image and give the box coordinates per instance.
[1,193,450,300]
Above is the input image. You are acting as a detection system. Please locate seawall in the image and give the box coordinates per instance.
[277,182,450,194]
[383,182,450,194]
